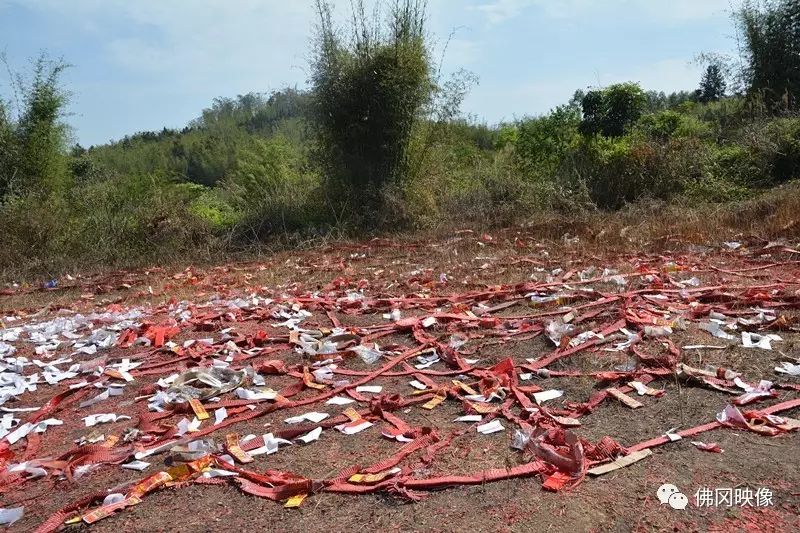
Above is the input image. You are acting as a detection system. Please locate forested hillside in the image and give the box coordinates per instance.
[1,0,799,277]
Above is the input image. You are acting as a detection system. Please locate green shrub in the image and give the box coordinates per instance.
[0,54,71,200]
[579,82,647,138]
[637,110,711,141]
[703,145,762,186]
[310,0,434,225]
[516,105,581,176]
[684,175,750,203]
[568,136,704,209]
[763,118,800,183]
[0,173,214,274]
[188,188,241,230]
[221,137,326,239]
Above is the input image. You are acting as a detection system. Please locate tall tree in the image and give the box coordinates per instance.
[0,53,70,199]
[698,63,727,102]
[737,0,800,111]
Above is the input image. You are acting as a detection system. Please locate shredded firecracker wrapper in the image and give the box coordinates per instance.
[284,493,308,508]
[226,433,254,464]
[82,496,142,524]
[189,398,210,420]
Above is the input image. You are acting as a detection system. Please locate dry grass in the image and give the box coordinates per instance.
[2,182,799,286]
[498,182,800,251]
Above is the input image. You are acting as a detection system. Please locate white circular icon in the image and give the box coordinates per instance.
[668,492,689,510]
[657,483,680,504]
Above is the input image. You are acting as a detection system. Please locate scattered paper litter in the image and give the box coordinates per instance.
[246,433,292,456]
[691,441,724,453]
[588,449,652,476]
[7,462,47,478]
[102,494,125,506]
[775,362,800,376]
[454,414,482,423]
[408,380,428,390]
[607,388,644,409]
[214,407,228,425]
[235,388,277,401]
[476,419,504,435]
[351,345,382,365]
[325,396,355,405]
[511,429,532,450]
[79,387,123,408]
[699,322,736,340]
[296,426,323,444]
[83,413,130,427]
[134,440,177,460]
[0,507,24,526]
[733,379,774,404]
[284,412,329,424]
[4,423,32,445]
[414,352,440,369]
[643,325,672,338]
[532,389,563,404]
[628,381,664,397]
[202,468,238,478]
[0,406,40,413]
[336,420,373,435]
[355,385,382,394]
[175,416,201,435]
[121,460,151,471]
[741,331,781,350]
[716,404,748,426]
[682,345,726,350]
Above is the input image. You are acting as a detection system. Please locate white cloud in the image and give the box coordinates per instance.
[106,38,171,74]
[472,0,534,25]
[638,0,733,21]
[19,0,316,88]
[471,0,732,25]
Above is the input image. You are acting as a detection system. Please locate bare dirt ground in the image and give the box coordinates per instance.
[1,227,799,532]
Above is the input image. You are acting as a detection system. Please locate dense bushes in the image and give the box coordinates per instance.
[0,55,70,200]
[737,0,800,112]
[579,83,647,138]
[220,137,325,239]
[310,0,433,226]
[0,174,213,273]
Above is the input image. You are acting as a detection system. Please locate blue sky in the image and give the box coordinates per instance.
[0,0,738,146]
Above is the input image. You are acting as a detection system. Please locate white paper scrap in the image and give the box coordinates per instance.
[355,385,382,394]
[285,412,329,424]
[532,389,563,404]
[121,460,151,471]
[325,396,355,406]
[476,420,505,435]
[296,426,323,444]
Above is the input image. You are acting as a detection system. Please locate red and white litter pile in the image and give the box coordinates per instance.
[1,239,799,530]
